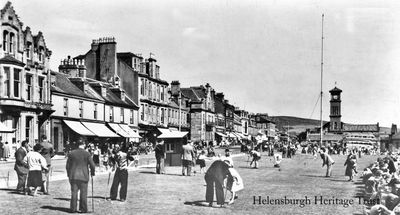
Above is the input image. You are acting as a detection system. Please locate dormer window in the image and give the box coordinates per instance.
[38,46,44,62]
[26,42,32,59]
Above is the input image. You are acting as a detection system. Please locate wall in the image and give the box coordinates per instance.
[118,60,138,105]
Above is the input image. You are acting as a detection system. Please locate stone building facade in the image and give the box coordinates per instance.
[0,2,52,147]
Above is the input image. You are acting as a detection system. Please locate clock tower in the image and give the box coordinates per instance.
[329,86,342,133]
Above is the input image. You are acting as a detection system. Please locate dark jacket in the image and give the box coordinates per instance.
[205,160,232,185]
[14,147,29,174]
[66,148,95,182]
[155,144,165,159]
[40,140,55,166]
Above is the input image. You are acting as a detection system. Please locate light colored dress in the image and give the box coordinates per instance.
[228,168,243,192]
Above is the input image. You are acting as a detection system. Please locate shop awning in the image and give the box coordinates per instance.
[227,132,238,138]
[81,122,120,137]
[119,124,141,138]
[157,128,188,139]
[108,123,131,138]
[235,132,246,139]
[215,132,227,137]
[0,122,15,133]
[63,120,96,136]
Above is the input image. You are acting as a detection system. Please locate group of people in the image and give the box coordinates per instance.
[66,139,135,213]
[14,135,55,196]
[360,152,400,214]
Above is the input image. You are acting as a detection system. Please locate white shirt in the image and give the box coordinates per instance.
[24,151,47,171]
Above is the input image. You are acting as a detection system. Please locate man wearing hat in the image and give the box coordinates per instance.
[155,139,165,174]
[181,140,195,176]
[222,148,234,167]
[108,144,134,202]
[66,140,95,213]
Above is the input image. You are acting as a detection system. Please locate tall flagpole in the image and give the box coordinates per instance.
[320,14,324,147]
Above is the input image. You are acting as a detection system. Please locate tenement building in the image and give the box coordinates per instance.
[50,57,140,152]
[181,83,216,144]
[0,2,53,147]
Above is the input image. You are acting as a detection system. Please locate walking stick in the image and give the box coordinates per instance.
[91,176,94,212]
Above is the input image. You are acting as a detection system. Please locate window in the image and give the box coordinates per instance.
[130,110,134,124]
[187,113,190,124]
[79,101,83,118]
[38,47,44,62]
[3,67,10,97]
[9,33,14,54]
[161,108,164,124]
[25,74,32,101]
[3,30,7,52]
[140,79,144,96]
[140,104,144,121]
[157,85,160,101]
[120,108,124,123]
[63,98,68,116]
[25,116,32,140]
[38,77,44,102]
[94,103,98,119]
[13,69,20,98]
[110,106,114,122]
[26,42,32,59]
[148,82,152,99]
[161,87,165,101]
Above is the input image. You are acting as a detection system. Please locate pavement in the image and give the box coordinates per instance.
[0,146,244,189]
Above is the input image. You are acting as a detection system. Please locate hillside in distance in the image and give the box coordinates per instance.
[270,116,391,135]
[270,116,327,134]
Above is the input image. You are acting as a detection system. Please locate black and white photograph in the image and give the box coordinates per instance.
[0,0,400,214]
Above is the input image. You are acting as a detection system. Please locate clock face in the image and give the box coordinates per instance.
[333,95,338,99]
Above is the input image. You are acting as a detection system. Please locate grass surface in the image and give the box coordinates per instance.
[0,152,377,215]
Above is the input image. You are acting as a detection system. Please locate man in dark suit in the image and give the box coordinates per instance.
[181,141,195,176]
[205,160,232,207]
[14,140,29,194]
[155,139,165,174]
[39,135,55,194]
[66,140,95,213]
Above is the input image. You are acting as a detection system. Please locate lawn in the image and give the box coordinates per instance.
[0,152,377,215]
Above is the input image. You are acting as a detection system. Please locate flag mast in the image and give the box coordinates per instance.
[320,14,324,147]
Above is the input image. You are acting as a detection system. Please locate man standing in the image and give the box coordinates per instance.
[108,144,134,202]
[181,140,195,176]
[39,135,55,194]
[205,160,232,207]
[320,148,335,177]
[154,139,165,174]
[66,141,95,213]
[14,140,29,194]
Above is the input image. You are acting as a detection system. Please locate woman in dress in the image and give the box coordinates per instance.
[24,144,48,196]
[3,142,10,161]
[344,151,357,182]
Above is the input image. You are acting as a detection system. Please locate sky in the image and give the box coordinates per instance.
[7,0,400,127]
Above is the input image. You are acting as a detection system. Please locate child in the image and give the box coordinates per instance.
[224,160,244,205]
[274,153,282,168]
[197,151,206,174]
[102,153,109,172]
[250,148,261,169]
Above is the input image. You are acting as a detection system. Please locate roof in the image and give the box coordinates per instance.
[51,72,102,101]
[181,88,201,102]
[117,52,143,59]
[308,133,343,141]
[342,124,379,132]
[329,87,342,93]
[0,55,25,67]
[86,79,138,108]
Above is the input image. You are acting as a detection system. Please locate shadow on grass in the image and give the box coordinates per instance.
[0,188,26,195]
[184,200,209,207]
[41,205,71,213]
[299,175,328,178]
[329,179,350,182]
